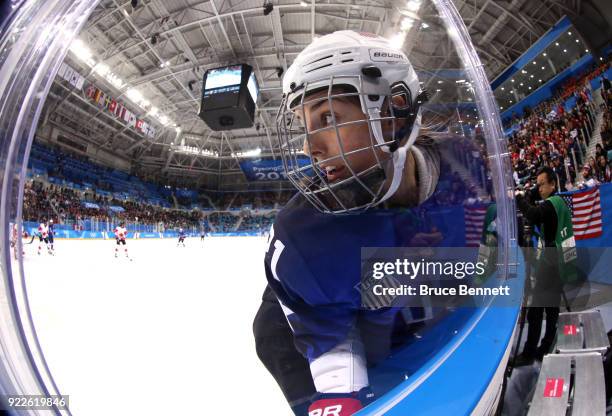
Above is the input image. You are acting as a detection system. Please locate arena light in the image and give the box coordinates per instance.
[421,22,429,29]
[94,63,109,76]
[202,149,218,157]
[159,114,170,126]
[232,148,261,158]
[501,87,504,90]
[389,32,406,49]
[300,1,308,6]
[69,39,96,67]
[400,17,414,31]
[405,0,421,12]
[126,88,144,104]
[437,80,443,84]
[455,79,465,83]
[543,53,547,56]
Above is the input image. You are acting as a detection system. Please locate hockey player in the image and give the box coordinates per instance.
[47,219,55,254]
[252,31,468,416]
[177,228,186,247]
[37,218,52,255]
[114,222,129,258]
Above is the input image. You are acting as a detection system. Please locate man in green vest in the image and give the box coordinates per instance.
[514,166,576,366]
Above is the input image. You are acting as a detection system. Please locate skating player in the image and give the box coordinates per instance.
[37,218,52,255]
[47,219,55,254]
[252,31,469,416]
[113,222,129,259]
[177,228,186,247]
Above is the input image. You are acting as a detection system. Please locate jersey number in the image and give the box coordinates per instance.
[266,225,285,282]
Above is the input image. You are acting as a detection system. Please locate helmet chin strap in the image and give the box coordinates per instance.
[367,109,422,205]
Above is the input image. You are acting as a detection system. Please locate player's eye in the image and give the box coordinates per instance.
[321,113,335,127]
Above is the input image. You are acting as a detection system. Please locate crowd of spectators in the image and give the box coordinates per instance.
[507,61,611,192]
[23,180,204,230]
[22,179,284,233]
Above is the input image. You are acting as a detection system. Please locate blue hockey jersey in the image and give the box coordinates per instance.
[264,183,469,363]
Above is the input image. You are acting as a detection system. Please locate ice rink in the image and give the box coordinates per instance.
[18,236,291,416]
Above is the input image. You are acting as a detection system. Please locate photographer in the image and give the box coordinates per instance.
[514,167,576,366]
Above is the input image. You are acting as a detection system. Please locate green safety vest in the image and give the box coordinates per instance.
[535,195,577,283]
[476,203,497,283]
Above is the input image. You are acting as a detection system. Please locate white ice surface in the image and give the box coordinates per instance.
[21,237,292,416]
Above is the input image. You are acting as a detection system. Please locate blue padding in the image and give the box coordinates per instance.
[139,232,162,238]
[209,232,262,237]
[361,256,524,415]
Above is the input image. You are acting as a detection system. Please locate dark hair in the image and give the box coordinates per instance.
[536,166,557,186]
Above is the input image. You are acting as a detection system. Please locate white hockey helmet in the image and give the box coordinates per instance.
[276,30,425,214]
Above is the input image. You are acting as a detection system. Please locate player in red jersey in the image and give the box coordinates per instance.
[113,222,129,259]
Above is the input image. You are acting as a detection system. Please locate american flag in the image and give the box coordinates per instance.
[562,187,602,240]
[464,205,488,247]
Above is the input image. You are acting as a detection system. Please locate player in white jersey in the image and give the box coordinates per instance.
[113,222,129,259]
[37,218,52,255]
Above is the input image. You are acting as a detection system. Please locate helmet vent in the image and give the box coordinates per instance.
[341,58,354,63]
[307,54,333,65]
[304,63,333,73]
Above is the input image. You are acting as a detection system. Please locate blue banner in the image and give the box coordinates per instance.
[239,158,310,181]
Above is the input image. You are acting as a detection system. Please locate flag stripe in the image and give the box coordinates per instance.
[566,187,603,240]
[464,205,488,247]
[573,196,600,209]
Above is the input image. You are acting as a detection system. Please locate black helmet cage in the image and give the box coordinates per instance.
[276,73,425,214]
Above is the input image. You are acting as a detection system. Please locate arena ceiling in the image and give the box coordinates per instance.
[40,0,584,189]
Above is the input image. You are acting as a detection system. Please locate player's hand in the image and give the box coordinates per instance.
[308,388,374,416]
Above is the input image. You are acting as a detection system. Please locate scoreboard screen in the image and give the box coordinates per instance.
[204,65,242,94]
[199,64,258,131]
